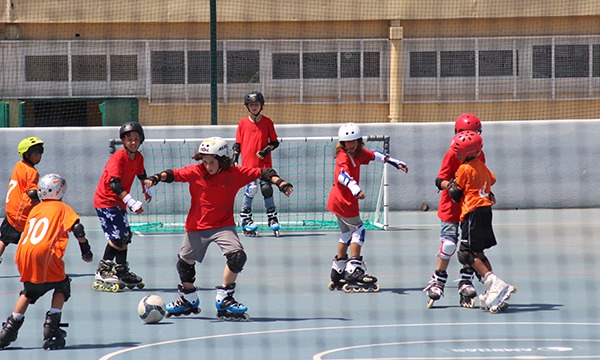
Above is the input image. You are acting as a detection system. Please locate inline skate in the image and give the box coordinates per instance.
[215,283,250,321]
[240,209,258,237]
[267,208,280,237]
[327,255,348,291]
[42,312,68,350]
[423,270,447,308]
[483,273,517,313]
[0,314,24,349]
[457,267,477,308]
[342,256,380,293]
[92,260,121,292]
[115,262,145,290]
[166,285,201,317]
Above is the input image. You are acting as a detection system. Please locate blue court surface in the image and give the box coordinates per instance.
[0,208,599,359]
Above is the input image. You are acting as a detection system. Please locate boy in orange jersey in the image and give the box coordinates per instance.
[447,131,517,313]
[0,136,44,264]
[0,174,93,350]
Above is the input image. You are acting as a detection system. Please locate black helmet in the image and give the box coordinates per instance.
[244,91,265,105]
[119,122,145,144]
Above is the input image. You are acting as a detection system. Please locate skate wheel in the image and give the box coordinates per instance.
[240,313,250,321]
[351,287,361,293]
[461,298,475,308]
[372,284,380,292]
[274,230,280,237]
[342,284,352,293]
[137,282,145,289]
[489,306,499,314]
[127,285,135,290]
[92,282,100,290]
[327,281,336,291]
[111,284,120,292]
[427,298,435,309]
[98,283,106,291]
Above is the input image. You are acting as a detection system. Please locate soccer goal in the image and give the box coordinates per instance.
[111,135,391,233]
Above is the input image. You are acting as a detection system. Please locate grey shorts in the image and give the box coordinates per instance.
[335,215,365,246]
[179,226,244,263]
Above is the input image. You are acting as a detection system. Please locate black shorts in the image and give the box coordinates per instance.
[0,218,22,245]
[20,277,71,305]
[460,206,497,252]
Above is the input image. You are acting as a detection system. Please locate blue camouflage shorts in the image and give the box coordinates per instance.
[95,207,133,247]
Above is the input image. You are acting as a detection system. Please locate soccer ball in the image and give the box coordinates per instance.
[138,295,166,324]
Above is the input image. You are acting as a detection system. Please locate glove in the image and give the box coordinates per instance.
[79,240,93,262]
[123,194,143,212]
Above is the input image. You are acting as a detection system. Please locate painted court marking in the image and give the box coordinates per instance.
[99,322,600,360]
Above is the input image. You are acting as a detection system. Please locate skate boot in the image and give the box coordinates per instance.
[423,270,447,308]
[0,315,24,349]
[166,285,201,317]
[267,208,281,237]
[115,262,145,290]
[240,209,258,237]
[327,255,348,291]
[215,283,250,321]
[342,256,380,293]
[483,273,517,313]
[42,312,68,350]
[92,260,121,292]
[457,267,477,308]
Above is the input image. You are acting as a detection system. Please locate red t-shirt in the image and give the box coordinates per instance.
[454,157,496,222]
[4,160,39,232]
[15,200,80,283]
[94,148,146,210]
[327,148,374,218]
[235,115,278,168]
[436,148,485,223]
[173,164,262,231]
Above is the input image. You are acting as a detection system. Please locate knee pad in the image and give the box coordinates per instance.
[260,181,273,198]
[176,256,196,283]
[437,239,457,260]
[245,181,258,198]
[457,250,475,266]
[226,250,247,273]
[339,230,353,246]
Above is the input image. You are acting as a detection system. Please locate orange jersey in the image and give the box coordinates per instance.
[454,158,496,222]
[15,200,80,284]
[4,160,39,232]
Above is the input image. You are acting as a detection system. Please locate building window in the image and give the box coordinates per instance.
[409,51,437,78]
[479,50,515,77]
[303,52,337,79]
[73,55,107,81]
[25,55,68,81]
[272,53,300,80]
[188,51,223,84]
[227,50,259,84]
[151,51,185,84]
[594,45,600,77]
[441,51,475,77]
[532,45,552,78]
[341,52,360,78]
[555,45,588,78]
[363,52,381,78]
[111,55,138,81]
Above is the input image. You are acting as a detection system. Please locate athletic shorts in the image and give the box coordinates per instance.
[0,218,21,245]
[335,215,366,246]
[95,207,132,247]
[179,226,243,263]
[440,221,459,244]
[21,277,71,304]
[460,206,497,252]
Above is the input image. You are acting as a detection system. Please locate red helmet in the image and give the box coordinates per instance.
[454,113,481,134]
[450,131,482,157]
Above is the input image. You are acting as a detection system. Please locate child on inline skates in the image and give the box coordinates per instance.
[232,91,282,237]
[327,123,408,293]
[144,137,293,320]
[424,114,485,308]
[448,130,517,313]
[93,122,151,292]
[0,136,44,264]
[0,174,93,350]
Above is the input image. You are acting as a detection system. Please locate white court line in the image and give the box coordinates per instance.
[98,322,600,360]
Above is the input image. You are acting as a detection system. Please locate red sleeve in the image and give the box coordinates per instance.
[437,149,457,180]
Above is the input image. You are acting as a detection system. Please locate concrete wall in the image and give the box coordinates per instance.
[0,119,598,217]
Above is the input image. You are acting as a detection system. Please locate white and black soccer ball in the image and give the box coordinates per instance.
[138,295,166,324]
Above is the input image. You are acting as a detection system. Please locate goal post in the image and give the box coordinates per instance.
[111,135,391,233]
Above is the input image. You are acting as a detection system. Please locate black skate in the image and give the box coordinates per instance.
[240,210,258,237]
[42,312,68,350]
[215,284,250,321]
[166,285,201,317]
[327,255,347,291]
[342,257,380,293]
[0,315,24,349]
[457,268,477,308]
[423,270,447,308]
[115,263,145,290]
[92,260,121,292]
[267,208,281,237]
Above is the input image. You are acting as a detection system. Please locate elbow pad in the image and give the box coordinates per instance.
[72,221,86,238]
[163,169,175,183]
[232,142,241,153]
[435,178,444,191]
[338,171,361,196]
[137,171,148,181]
[260,168,279,181]
[27,189,40,202]
[109,178,125,194]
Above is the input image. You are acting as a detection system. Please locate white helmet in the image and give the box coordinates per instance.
[37,173,67,201]
[338,123,362,142]
[198,137,229,157]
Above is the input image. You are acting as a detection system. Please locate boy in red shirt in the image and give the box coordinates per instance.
[327,123,408,293]
[424,114,484,308]
[144,137,293,320]
[232,91,281,236]
[0,174,93,350]
[93,122,151,291]
[0,137,44,264]
[448,131,517,313]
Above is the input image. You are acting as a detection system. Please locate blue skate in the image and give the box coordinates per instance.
[166,285,201,317]
[267,208,281,237]
[216,283,250,321]
[240,210,258,237]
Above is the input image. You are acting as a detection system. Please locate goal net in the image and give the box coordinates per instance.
[114,136,391,233]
